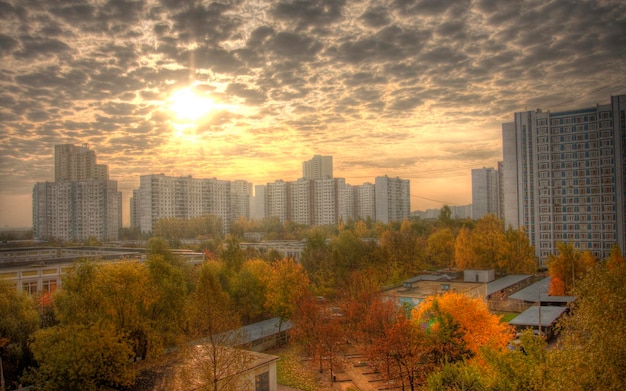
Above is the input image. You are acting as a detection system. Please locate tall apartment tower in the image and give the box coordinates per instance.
[502,94,626,262]
[302,155,333,180]
[471,167,500,220]
[55,144,108,181]
[33,144,121,242]
[354,182,376,221]
[375,175,410,224]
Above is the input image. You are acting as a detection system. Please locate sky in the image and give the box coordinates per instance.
[1,0,625,228]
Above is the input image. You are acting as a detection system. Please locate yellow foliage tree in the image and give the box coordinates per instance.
[413,292,513,357]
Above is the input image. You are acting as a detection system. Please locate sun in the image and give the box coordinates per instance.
[168,87,215,122]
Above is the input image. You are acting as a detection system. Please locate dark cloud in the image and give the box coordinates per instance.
[1,0,626,226]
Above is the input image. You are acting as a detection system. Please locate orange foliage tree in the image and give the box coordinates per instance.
[413,292,513,357]
[547,242,595,295]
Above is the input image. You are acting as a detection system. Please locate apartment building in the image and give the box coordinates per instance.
[502,94,626,262]
[375,175,411,224]
[471,167,500,220]
[302,155,333,180]
[33,145,121,242]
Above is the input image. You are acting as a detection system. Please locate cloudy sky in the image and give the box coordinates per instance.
[1,0,625,228]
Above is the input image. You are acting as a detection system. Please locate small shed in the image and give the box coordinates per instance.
[509,305,568,339]
[464,269,495,283]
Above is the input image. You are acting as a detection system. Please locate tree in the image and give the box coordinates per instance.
[300,228,333,297]
[454,226,475,270]
[413,292,513,357]
[501,227,537,274]
[263,258,310,337]
[547,242,595,295]
[185,262,244,391]
[546,259,626,390]
[0,280,39,389]
[427,228,456,270]
[230,259,271,324]
[471,215,505,270]
[26,323,135,391]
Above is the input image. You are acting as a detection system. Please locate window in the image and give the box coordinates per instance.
[255,372,269,391]
[23,281,38,295]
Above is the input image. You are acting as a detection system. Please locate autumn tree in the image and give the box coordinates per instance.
[546,259,626,390]
[263,258,310,337]
[413,292,513,357]
[380,220,422,284]
[454,226,475,270]
[547,242,595,295]
[471,215,505,270]
[184,261,244,391]
[427,227,456,270]
[500,227,537,274]
[26,323,135,391]
[0,280,39,389]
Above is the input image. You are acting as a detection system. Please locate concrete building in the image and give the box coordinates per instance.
[354,182,376,221]
[266,180,288,223]
[54,143,108,181]
[288,179,313,225]
[471,167,500,220]
[313,178,346,226]
[33,144,121,242]
[502,94,626,262]
[250,185,266,221]
[302,155,333,180]
[132,174,250,234]
[375,175,410,224]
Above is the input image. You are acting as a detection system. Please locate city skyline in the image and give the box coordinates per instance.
[2,0,626,228]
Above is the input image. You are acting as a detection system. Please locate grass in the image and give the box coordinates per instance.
[499,312,518,322]
[276,345,320,391]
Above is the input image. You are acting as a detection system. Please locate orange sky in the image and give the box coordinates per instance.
[1,0,625,227]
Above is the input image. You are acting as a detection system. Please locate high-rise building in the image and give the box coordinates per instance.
[313,178,346,226]
[302,155,333,180]
[250,185,266,220]
[471,167,500,220]
[33,144,121,242]
[266,180,288,223]
[375,176,410,224]
[131,174,249,234]
[502,94,626,262]
[55,144,108,181]
[354,182,376,221]
[289,179,313,225]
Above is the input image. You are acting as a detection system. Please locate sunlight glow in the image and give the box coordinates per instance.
[168,87,216,122]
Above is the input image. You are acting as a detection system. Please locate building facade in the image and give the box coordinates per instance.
[302,155,333,180]
[502,94,626,262]
[131,174,251,234]
[471,167,500,220]
[33,145,121,242]
[374,175,411,224]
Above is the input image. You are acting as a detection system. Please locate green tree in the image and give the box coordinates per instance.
[230,259,271,324]
[546,259,626,390]
[300,228,334,297]
[26,323,135,391]
[0,280,40,389]
[471,215,505,270]
[220,235,245,273]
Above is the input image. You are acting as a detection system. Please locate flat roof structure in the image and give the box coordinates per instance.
[487,274,532,296]
[508,277,576,304]
[509,305,568,328]
[240,317,292,345]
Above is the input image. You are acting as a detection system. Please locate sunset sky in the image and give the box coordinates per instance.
[1,0,625,228]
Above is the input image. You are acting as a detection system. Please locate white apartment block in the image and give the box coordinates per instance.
[266,180,288,223]
[354,182,376,221]
[289,179,313,225]
[132,174,248,234]
[313,178,346,226]
[250,185,266,220]
[375,176,411,224]
[302,155,333,180]
[502,94,626,262]
[33,180,121,242]
[55,144,108,181]
[471,167,500,220]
